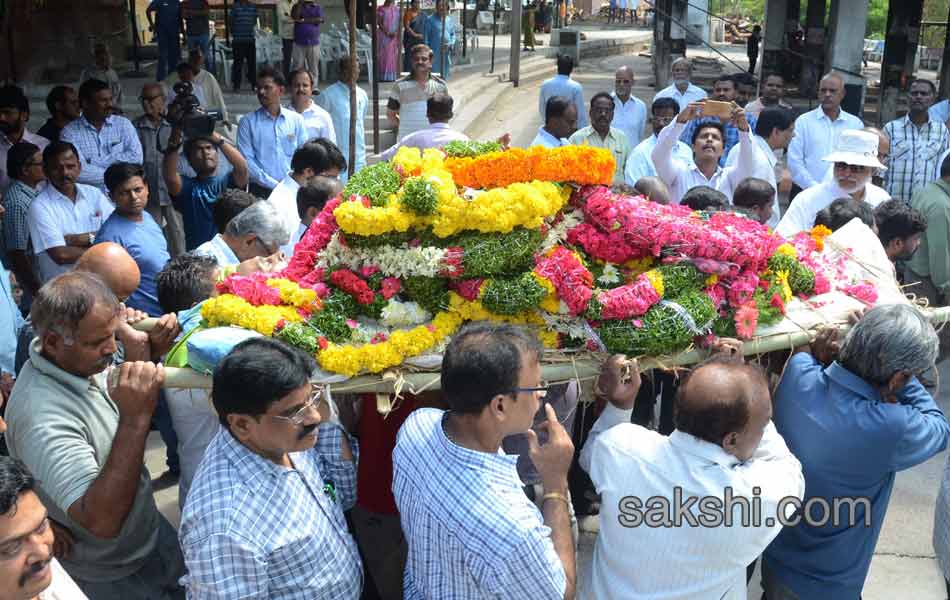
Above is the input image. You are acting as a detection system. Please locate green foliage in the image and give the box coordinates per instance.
[455,228,543,277]
[403,276,449,314]
[343,231,415,248]
[767,253,815,296]
[442,140,502,158]
[656,263,706,298]
[309,290,358,343]
[275,321,320,353]
[597,291,716,356]
[342,162,401,207]
[481,273,547,315]
[400,176,440,216]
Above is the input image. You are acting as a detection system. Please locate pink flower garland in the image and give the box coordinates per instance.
[280,197,342,284]
[216,273,282,306]
[534,247,594,315]
[597,273,661,319]
[842,283,878,305]
[449,278,485,301]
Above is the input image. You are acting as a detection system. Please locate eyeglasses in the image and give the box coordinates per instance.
[833,162,870,174]
[509,385,550,398]
[270,385,325,426]
[255,237,280,256]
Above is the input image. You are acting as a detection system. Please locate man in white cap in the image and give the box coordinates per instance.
[775,129,890,237]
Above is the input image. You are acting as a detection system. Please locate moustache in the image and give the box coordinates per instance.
[19,558,51,587]
[298,423,318,440]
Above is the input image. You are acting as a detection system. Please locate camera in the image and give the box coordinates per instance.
[166,81,222,138]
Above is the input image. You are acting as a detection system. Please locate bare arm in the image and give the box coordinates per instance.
[7,251,41,296]
[67,362,164,539]
[163,128,184,197]
[216,133,249,188]
[46,246,87,265]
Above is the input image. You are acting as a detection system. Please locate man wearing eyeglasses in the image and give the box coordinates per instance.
[775,129,891,237]
[193,197,290,268]
[393,323,578,599]
[179,337,363,598]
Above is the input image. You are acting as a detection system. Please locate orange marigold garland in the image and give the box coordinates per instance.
[444,146,615,189]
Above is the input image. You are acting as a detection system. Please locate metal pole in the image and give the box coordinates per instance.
[371,0,380,153]
[398,0,405,75]
[940,6,950,99]
[462,0,468,58]
[490,0,498,73]
[348,0,358,172]
[129,0,142,73]
[440,7,447,78]
[510,0,521,86]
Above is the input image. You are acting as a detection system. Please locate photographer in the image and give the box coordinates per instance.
[133,82,186,257]
[163,121,248,251]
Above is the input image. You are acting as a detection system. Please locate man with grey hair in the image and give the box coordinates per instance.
[4,271,186,598]
[763,305,950,599]
[194,197,290,266]
[653,57,707,107]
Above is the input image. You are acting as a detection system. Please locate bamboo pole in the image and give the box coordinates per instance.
[371,0,380,153]
[142,306,950,390]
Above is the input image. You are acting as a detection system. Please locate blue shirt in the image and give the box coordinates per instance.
[0,261,24,374]
[148,0,181,33]
[315,82,367,183]
[174,173,231,250]
[237,107,309,190]
[393,408,566,599]
[764,354,950,598]
[229,2,259,41]
[95,212,170,317]
[179,424,362,599]
[538,74,588,130]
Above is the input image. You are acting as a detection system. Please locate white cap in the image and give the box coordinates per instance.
[821,129,887,170]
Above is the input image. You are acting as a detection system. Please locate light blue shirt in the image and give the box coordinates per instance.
[424,14,456,79]
[0,262,24,374]
[529,127,567,148]
[539,74,589,130]
[237,106,309,190]
[765,354,950,599]
[624,133,694,186]
[929,99,950,126]
[393,408,566,599]
[315,82,368,183]
[194,233,239,267]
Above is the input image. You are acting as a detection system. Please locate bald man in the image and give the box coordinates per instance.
[633,175,671,205]
[579,352,804,599]
[134,82,187,257]
[611,66,648,147]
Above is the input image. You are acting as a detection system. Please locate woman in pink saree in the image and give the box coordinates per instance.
[377,0,400,81]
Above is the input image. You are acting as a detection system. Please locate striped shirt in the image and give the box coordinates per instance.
[2,179,39,253]
[179,424,362,599]
[393,408,566,599]
[882,115,950,202]
[229,2,259,41]
[61,114,143,192]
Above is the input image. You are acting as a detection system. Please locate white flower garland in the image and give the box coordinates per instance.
[317,233,449,279]
[540,209,584,254]
[380,299,432,328]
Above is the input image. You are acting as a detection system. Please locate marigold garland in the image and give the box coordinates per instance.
[201,295,304,336]
[442,146,615,188]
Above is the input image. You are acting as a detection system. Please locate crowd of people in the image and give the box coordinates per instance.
[0,18,950,600]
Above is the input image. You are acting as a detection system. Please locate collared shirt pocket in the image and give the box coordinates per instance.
[281,132,298,157]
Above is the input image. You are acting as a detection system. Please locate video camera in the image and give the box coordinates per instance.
[166,81,222,138]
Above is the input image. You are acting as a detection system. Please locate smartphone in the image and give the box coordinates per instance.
[702,100,734,120]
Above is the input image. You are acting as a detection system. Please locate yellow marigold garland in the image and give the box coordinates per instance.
[266,278,320,309]
[201,295,304,336]
[443,146,615,188]
[333,180,569,238]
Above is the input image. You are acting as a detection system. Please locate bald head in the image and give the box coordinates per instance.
[634,176,671,205]
[76,242,141,301]
[615,66,634,100]
[674,356,771,461]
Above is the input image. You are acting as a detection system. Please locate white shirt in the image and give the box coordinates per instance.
[28,183,114,283]
[579,404,804,600]
[725,134,783,228]
[293,99,337,143]
[653,81,707,109]
[652,120,765,204]
[194,233,240,266]
[611,92,648,147]
[40,558,89,599]
[290,221,308,249]
[774,179,890,237]
[267,173,302,240]
[529,127,568,148]
[787,106,864,189]
[624,133,694,185]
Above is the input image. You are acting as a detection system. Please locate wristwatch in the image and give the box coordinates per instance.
[87,232,95,246]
